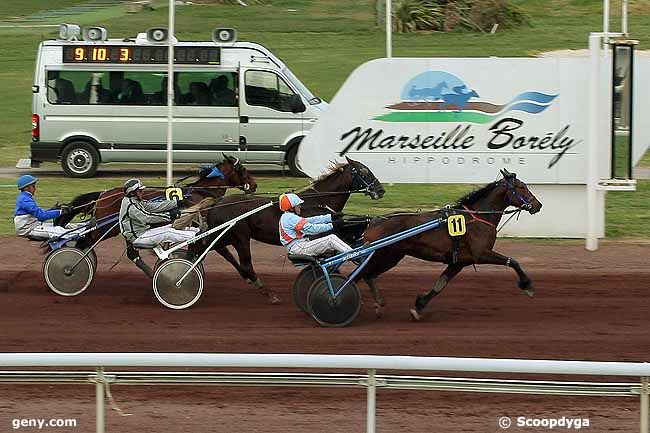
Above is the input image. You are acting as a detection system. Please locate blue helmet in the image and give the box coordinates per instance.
[17,175,38,190]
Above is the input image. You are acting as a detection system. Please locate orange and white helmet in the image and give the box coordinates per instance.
[279,193,304,211]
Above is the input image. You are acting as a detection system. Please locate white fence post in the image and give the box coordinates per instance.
[96,367,105,433]
[586,33,601,251]
[641,377,649,433]
[367,369,376,433]
[385,0,392,58]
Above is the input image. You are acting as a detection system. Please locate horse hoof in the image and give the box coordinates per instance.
[524,289,535,298]
[409,309,422,322]
[269,293,282,305]
[374,303,384,319]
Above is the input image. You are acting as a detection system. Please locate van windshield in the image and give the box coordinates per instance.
[282,67,321,105]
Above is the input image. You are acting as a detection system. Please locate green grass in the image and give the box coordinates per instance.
[2,176,649,239]
[0,0,88,20]
[0,0,648,240]
[1,0,650,165]
[606,179,650,238]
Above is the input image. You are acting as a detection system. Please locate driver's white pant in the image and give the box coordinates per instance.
[287,235,352,256]
[21,223,81,240]
[133,224,199,248]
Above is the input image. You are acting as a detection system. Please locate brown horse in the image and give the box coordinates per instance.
[358,169,543,321]
[199,157,385,304]
[56,155,257,250]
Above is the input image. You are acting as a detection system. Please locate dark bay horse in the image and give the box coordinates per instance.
[55,155,257,250]
[358,169,543,321]
[199,157,385,304]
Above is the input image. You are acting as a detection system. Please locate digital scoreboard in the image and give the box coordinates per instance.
[62,45,221,65]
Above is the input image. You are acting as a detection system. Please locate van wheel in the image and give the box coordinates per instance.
[285,143,305,177]
[61,142,99,178]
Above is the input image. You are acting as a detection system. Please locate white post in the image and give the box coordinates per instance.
[96,367,105,433]
[367,369,376,433]
[166,0,175,186]
[642,377,649,433]
[586,33,601,251]
[385,0,392,58]
[622,0,628,36]
[603,0,610,45]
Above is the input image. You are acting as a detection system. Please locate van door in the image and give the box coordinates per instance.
[239,69,303,163]
[173,70,242,162]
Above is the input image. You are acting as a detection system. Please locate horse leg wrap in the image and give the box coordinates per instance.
[251,278,264,290]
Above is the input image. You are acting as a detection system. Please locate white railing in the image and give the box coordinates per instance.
[1,353,649,433]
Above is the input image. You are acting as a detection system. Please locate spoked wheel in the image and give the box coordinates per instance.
[43,247,95,296]
[293,266,323,313]
[307,274,361,327]
[153,258,204,309]
[154,251,204,275]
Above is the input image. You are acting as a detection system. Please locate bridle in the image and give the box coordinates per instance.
[217,160,252,192]
[350,165,379,196]
[501,176,533,211]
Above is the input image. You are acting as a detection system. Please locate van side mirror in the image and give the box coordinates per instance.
[289,94,306,113]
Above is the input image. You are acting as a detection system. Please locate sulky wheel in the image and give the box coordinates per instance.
[43,247,95,296]
[292,266,323,313]
[153,258,204,310]
[155,251,204,275]
[85,248,98,271]
[307,274,361,327]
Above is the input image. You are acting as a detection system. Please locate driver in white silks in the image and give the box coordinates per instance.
[278,193,352,257]
[119,179,199,248]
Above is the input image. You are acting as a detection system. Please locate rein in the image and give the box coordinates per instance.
[172,187,371,216]
[67,180,242,212]
[462,205,496,228]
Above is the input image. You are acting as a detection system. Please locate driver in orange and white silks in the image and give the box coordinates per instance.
[278,193,352,257]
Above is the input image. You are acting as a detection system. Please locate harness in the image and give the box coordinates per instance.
[462,205,497,228]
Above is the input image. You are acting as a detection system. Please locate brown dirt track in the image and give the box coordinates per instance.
[0,237,649,432]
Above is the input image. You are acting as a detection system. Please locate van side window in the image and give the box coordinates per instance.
[176,72,237,106]
[46,71,238,106]
[244,70,296,112]
[47,71,90,104]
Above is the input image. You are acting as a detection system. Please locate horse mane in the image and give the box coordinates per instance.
[455,180,501,207]
[301,161,347,191]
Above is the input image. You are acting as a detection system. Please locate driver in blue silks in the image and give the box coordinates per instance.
[14,175,73,240]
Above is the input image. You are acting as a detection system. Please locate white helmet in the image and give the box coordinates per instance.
[124,178,146,196]
[279,193,304,211]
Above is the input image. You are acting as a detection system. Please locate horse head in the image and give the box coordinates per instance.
[498,169,542,214]
[219,153,257,193]
[344,156,385,200]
